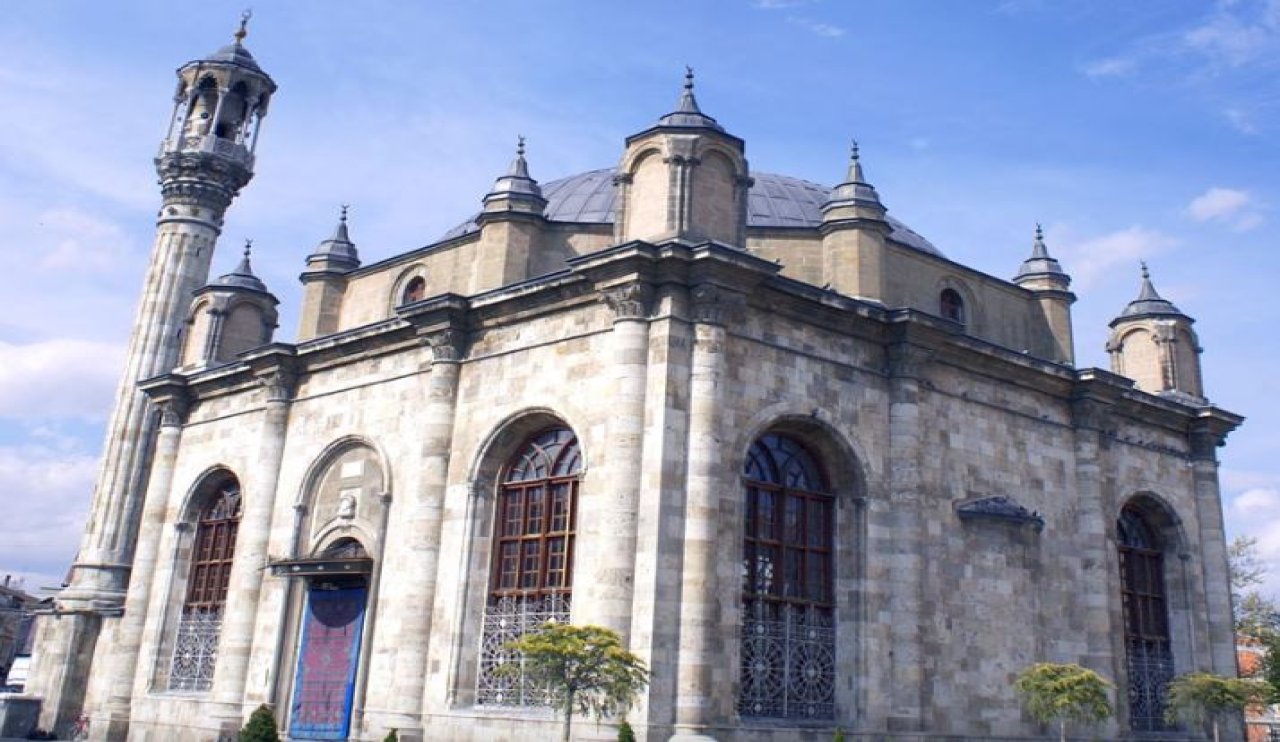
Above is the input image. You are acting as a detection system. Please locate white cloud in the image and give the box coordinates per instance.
[1187,186,1264,230]
[1224,107,1259,133]
[1184,11,1275,67]
[1053,225,1178,290]
[0,442,97,590]
[786,16,846,37]
[1083,57,1137,78]
[753,0,806,8]
[33,207,136,272]
[0,339,124,421]
[1227,486,1280,598]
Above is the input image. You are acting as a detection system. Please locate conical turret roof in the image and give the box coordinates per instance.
[822,140,883,212]
[1014,224,1069,285]
[199,12,265,73]
[212,240,269,293]
[484,136,545,203]
[655,67,724,132]
[307,206,361,270]
[1114,262,1187,323]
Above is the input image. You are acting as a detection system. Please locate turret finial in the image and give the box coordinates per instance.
[1035,222,1043,240]
[243,238,252,259]
[1140,260,1149,280]
[845,137,867,184]
[517,135,526,158]
[850,138,860,162]
[235,9,252,43]
[684,65,695,91]
[340,204,349,223]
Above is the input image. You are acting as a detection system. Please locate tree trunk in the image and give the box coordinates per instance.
[1059,719,1066,742]
[1212,719,1219,742]
[562,694,573,742]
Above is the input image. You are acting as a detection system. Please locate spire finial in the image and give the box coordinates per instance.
[517,135,526,158]
[340,204,349,223]
[1036,222,1043,240]
[1140,260,1149,280]
[850,138,860,162]
[684,65,695,91]
[844,137,867,184]
[243,239,252,259]
[234,9,251,43]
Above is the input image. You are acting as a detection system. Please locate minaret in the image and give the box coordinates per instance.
[614,68,751,247]
[1107,262,1204,399]
[1013,224,1075,364]
[470,136,548,293]
[30,15,274,729]
[820,139,890,302]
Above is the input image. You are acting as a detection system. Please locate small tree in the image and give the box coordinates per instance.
[616,718,636,742]
[383,729,399,742]
[1164,672,1270,742]
[1014,662,1113,742]
[238,704,279,742]
[499,623,649,742]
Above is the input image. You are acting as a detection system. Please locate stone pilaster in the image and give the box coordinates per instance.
[880,336,931,734]
[670,284,737,742]
[582,282,652,638]
[91,380,190,741]
[1188,412,1242,677]
[211,359,296,725]
[391,297,468,737]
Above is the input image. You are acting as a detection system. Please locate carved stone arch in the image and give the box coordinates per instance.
[389,262,430,312]
[294,435,393,511]
[467,406,591,491]
[292,435,391,557]
[176,465,241,525]
[935,275,978,331]
[696,141,749,178]
[733,407,870,501]
[310,522,377,558]
[618,144,665,177]
[1114,491,1189,556]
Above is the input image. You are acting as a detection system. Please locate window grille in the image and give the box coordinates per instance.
[1118,506,1174,732]
[477,427,580,706]
[168,479,241,691]
[739,433,835,720]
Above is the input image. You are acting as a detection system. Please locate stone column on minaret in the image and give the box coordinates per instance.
[94,380,189,741]
[390,297,468,738]
[670,283,736,742]
[28,21,276,731]
[584,282,652,638]
[212,359,296,727]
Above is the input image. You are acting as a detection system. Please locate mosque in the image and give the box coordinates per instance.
[22,18,1242,742]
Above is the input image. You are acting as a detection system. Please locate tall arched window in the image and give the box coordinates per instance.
[940,288,965,325]
[477,427,581,706]
[169,476,242,691]
[1118,506,1174,732]
[739,433,835,720]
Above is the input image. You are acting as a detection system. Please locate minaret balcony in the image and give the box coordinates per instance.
[158,135,255,169]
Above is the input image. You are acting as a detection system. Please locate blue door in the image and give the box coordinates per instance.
[289,584,367,740]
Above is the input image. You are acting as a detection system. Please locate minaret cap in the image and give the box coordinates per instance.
[1014,223,1070,285]
[200,9,265,73]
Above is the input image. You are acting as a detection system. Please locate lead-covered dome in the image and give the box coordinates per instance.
[442,169,941,256]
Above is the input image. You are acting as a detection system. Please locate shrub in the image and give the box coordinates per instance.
[238,704,279,742]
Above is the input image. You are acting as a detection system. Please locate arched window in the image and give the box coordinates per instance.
[940,288,965,325]
[401,276,426,304]
[169,476,242,691]
[739,433,835,720]
[1118,506,1174,732]
[477,427,581,706]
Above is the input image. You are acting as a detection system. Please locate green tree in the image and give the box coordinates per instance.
[616,718,636,742]
[1013,662,1113,742]
[238,704,279,742]
[499,623,649,742]
[1164,672,1270,742]
[1229,535,1280,639]
[1261,634,1280,704]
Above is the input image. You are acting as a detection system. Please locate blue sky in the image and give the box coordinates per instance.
[0,0,1277,595]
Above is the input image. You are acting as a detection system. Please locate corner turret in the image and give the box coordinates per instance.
[1107,263,1204,399]
[614,69,751,247]
[1013,224,1075,364]
[470,137,549,293]
[819,140,890,302]
[182,241,280,368]
[299,206,360,340]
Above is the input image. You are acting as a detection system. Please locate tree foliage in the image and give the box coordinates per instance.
[500,623,649,742]
[1164,672,1270,742]
[239,704,280,742]
[1228,535,1280,640]
[1014,663,1113,742]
